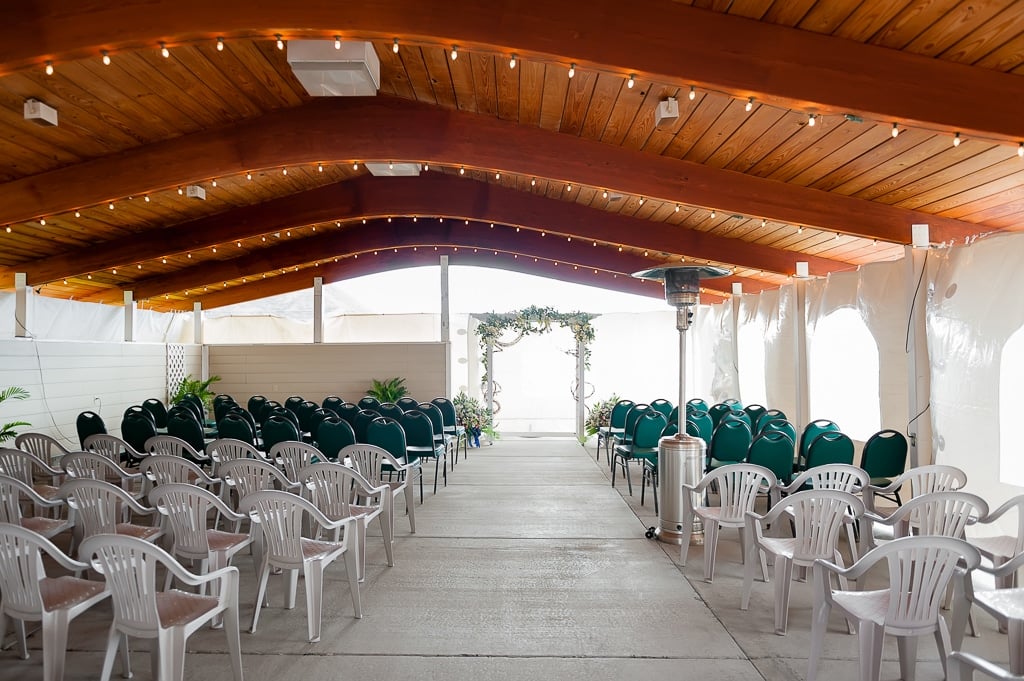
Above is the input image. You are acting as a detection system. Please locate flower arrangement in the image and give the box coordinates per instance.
[584,394,620,437]
[453,391,497,442]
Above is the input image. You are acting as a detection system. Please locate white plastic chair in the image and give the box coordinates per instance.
[83,433,145,465]
[0,474,71,539]
[206,438,269,473]
[144,434,212,466]
[0,522,114,681]
[241,489,362,642]
[807,535,980,681]
[741,488,864,635]
[139,454,221,491]
[778,463,868,561]
[949,651,1024,681]
[148,483,253,596]
[679,463,776,582]
[218,457,301,500]
[61,451,144,497]
[863,464,966,543]
[60,478,163,558]
[970,494,1024,589]
[344,443,418,534]
[14,433,72,471]
[80,533,243,681]
[952,551,1024,668]
[268,441,320,484]
[860,490,988,554]
[298,461,393,582]
[0,447,64,510]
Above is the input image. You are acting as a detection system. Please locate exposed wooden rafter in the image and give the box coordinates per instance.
[0,97,980,246]
[3,1,1023,141]
[3,174,850,288]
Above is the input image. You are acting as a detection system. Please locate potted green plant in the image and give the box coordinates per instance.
[366,377,408,403]
[169,374,222,412]
[0,386,30,444]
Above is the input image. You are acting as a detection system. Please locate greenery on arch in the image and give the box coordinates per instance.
[476,305,597,368]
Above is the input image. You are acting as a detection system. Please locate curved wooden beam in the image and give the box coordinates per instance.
[83,218,768,303]
[7,174,847,287]
[163,249,733,313]
[0,97,979,246]
[3,1,1022,141]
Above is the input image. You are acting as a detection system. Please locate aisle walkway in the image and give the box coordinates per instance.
[4,437,1010,681]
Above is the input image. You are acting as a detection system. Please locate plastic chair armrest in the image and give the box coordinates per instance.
[948,651,1022,680]
[980,551,1024,579]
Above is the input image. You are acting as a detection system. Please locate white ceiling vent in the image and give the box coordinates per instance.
[24,98,58,126]
[286,40,380,97]
[365,162,422,177]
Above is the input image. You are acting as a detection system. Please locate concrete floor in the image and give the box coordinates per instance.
[1,437,1014,680]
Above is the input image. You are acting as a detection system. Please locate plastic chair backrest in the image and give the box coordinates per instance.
[708,403,733,428]
[687,410,714,444]
[144,434,207,462]
[790,463,868,493]
[207,438,262,467]
[269,441,321,482]
[353,409,381,443]
[76,411,107,449]
[701,463,776,523]
[0,522,93,618]
[322,396,344,413]
[799,419,841,462]
[343,444,399,486]
[61,478,149,538]
[782,489,864,561]
[15,433,71,466]
[708,419,753,466]
[261,414,300,453]
[649,399,674,420]
[213,398,238,424]
[295,401,319,433]
[398,397,421,413]
[368,416,410,461]
[61,451,125,482]
[901,464,967,498]
[357,396,381,412]
[747,431,795,485]
[0,448,49,487]
[139,454,212,487]
[430,398,458,431]
[859,429,908,480]
[336,403,361,426]
[217,413,256,447]
[632,411,668,449]
[297,462,373,522]
[805,431,854,468]
[219,458,294,500]
[120,413,157,454]
[755,408,788,433]
[378,403,405,421]
[308,408,335,442]
[621,404,651,441]
[125,405,156,427]
[886,491,989,541]
[247,395,268,419]
[317,417,356,460]
[141,399,168,429]
[415,402,445,440]
[148,483,228,557]
[284,396,304,415]
[85,433,140,464]
[241,490,346,568]
[760,419,798,448]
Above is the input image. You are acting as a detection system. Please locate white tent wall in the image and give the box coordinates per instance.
[736,287,799,421]
[928,232,1024,520]
[589,312,679,407]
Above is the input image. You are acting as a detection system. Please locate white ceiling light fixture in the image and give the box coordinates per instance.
[287,40,381,97]
[24,98,58,126]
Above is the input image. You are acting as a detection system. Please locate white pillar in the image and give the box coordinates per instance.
[486,343,495,420]
[905,243,931,467]
[794,273,810,435]
[124,291,135,342]
[576,338,586,441]
[440,255,450,343]
[193,302,203,345]
[731,283,742,400]
[14,272,27,338]
[313,276,324,344]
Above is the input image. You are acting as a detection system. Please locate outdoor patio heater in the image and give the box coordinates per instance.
[632,265,729,545]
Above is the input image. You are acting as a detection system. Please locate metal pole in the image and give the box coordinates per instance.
[678,313,686,414]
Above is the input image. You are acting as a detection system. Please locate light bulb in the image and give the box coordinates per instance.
[236,241,241,247]
[459,166,465,175]
[101,50,110,65]
[531,177,536,186]
[187,253,192,258]
[388,161,394,169]
[710,209,716,218]
[178,187,184,195]
[808,113,816,127]
[212,247,217,253]
[211,178,217,187]
[317,164,323,172]
[275,35,284,50]
[63,279,67,285]
[216,37,224,51]
[638,197,644,205]
[246,172,252,180]
[423,163,429,171]
[143,195,149,202]
[495,171,501,179]
[450,45,458,60]
[74,210,80,217]
[334,36,341,50]
[627,73,636,88]
[568,63,576,78]
[352,162,359,170]
[387,217,392,222]
[566,184,572,192]
[162,258,167,263]
[108,202,114,210]
[797,226,804,234]
[745,97,753,112]
[689,85,696,100]
[112,268,117,274]
[761,218,767,227]
[39,218,45,225]
[392,38,399,53]
[160,42,169,58]
[509,54,517,69]
[602,190,608,198]
[675,204,680,212]
[835,232,840,240]
[953,132,961,147]
[45,61,53,75]
[892,122,899,138]
[137,264,142,269]
[1019,143,1023,158]
[282,167,287,175]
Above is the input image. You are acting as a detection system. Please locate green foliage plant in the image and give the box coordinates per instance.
[585,394,620,437]
[453,391,497,440]
[0,386,30,443]
[170,374,222,410]
[366,377,408,403]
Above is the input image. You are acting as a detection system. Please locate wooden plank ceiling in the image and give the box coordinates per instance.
[1,0,1023,311]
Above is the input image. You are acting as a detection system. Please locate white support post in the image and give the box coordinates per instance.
[313,276,324,344]
[905,242,930,467]
[14,273,27,338]
[794,275,810,435]
[123,291,135,342]
[440,256,452,396]
[486,343,495,420]
[576,339,586,442]
[193,302,203,345]
[731,283,742,400]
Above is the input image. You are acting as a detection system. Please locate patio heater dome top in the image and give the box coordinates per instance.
[632,265,730,308]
